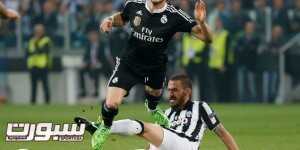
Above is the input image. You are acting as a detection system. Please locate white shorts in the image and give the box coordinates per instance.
[149,129,199,150]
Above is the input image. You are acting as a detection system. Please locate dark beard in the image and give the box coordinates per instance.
[171,104,181,111]
[170,97,186,110]
[152,0,164,5]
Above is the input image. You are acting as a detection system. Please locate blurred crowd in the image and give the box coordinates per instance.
[0,0,299,48]
[0,0,300,103]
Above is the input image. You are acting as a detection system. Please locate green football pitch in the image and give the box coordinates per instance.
[1,103,300,150]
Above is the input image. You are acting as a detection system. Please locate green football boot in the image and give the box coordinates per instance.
[145,99,170,128]
[91,122,110,150]
[74,116,98,135]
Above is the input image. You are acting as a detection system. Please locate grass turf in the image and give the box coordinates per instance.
[1,103,300,150]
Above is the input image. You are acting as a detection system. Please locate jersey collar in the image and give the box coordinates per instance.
[182,100,194,110]
[145,0,167,13]
[173,100,194,111]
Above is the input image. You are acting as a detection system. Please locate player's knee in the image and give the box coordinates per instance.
[105,87,126,108]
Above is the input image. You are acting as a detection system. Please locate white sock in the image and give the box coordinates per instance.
[110,119,143,136]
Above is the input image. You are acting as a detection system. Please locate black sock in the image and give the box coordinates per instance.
[145,92,161,111]
[101,102,118,127]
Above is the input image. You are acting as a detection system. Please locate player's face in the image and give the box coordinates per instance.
[167,80,190,108]
[34,24,45,39]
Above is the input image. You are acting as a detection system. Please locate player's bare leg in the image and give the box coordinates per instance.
[110,119,164,147]
[145,86,170,127]
[92,87,127,150]
[75,117,164,148]
[105,87,127,109]
[138,122,164,147]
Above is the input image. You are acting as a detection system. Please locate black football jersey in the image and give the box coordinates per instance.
[120,0,197,73]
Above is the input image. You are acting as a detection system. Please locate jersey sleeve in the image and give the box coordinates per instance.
[121,1,134,22]
[174,9,197,33]
[199,102,220,130]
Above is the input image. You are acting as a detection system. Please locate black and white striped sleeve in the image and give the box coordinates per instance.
[174,9,197,33]
[199,102,220,130]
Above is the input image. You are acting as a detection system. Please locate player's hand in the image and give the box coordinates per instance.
[194,0,206,23]
[5,9,20,20]
[100,17,113,33]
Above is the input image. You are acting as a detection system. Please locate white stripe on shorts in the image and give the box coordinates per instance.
[107,57,121,87]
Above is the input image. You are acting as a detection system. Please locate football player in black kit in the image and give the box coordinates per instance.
[91,0,212,149]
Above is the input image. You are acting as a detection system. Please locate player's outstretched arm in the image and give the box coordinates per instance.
[100,12,126,33]
[214,124,239,150]
[0,2,20,20]
[191,0,212,43]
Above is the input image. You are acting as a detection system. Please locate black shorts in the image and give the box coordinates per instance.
[108,57,166,94]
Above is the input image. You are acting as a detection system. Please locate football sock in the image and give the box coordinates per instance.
[101,102,119,127]
[111,119,144,135]
[145,92,161,111]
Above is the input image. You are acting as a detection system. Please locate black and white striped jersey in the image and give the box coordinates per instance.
[164,101,220,144]
[120,0,197,73]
